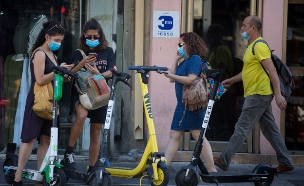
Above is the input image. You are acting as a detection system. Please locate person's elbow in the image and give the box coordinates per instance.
[35,79,48,86]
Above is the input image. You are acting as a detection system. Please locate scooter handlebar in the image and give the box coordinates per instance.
[128,65,168,73]
[53,66,76,77]
[205,69,223,80]
[109,68,132,88]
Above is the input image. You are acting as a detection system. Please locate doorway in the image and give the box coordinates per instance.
[180,0,260,152]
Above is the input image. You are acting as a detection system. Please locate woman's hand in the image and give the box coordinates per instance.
[84,63,99,75]
[83,55,96,65]
[60,62,74,70]
[163,71,173,78]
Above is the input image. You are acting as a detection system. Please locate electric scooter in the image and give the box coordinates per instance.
[61,68,132,186]
[175,69,277,186]
[2,66,75,186]
[105,66,169,186]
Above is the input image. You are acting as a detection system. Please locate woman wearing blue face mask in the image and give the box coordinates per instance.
[163,32,217,172]
[63,18,116,174]
[13,20,73,186]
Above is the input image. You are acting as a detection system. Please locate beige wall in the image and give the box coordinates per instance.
[149,0,181,151]
[260,0,285,154]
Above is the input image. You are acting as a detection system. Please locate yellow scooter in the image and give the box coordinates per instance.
[105,66,169,186]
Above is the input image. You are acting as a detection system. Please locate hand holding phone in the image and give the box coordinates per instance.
[89,52,98,58]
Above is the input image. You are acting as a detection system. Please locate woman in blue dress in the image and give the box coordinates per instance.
[163,32,217,172]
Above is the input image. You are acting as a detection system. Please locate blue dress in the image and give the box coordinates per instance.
[171,55,206,131]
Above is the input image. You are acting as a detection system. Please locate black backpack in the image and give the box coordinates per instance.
[252,40,294,98]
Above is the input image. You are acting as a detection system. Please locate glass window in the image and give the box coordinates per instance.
[0,0,86,154]
[285,2,304,152]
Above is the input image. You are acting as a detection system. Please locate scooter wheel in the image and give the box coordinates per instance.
[3,158,17,184]
[150,165,169,186]
[252,164,274,186]
[89,173,113,186]
[42,167,67,186]
[175,169,198,186]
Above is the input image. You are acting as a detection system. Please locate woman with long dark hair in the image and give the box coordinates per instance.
[63,18,116,174]
[13,20,72,186]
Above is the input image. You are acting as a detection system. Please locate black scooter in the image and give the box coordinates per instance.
[61,68,131,186]
[175,69,277,186]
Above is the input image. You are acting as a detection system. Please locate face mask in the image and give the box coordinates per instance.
[86,39,100,48]
[48,40,61,51]
[241,27,253,40]
[177,46,187,57]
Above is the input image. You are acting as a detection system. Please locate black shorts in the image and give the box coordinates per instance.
[87,105,107,123]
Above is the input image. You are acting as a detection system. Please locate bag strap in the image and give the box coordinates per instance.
[252,39,270,76]
[252,39,275,91]
[77,49,86,59]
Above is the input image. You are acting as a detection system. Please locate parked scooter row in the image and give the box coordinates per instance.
[2,66,276,186]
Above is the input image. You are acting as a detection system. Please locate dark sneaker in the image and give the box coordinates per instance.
[64,152,76,170]
[87,166,94,175]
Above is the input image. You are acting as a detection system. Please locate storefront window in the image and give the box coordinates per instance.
[193,0,249,143]
[285,2,304,152]
[0,0,94,154]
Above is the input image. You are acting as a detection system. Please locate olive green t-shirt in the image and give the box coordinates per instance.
[209,44,235,93]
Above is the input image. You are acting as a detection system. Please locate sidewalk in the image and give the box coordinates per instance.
[1,158,304,185]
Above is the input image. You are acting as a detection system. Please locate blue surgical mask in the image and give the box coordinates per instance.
[48,40,61,51]
[241,27,253,40]
[177,46,187,58]
[86,39,100,48]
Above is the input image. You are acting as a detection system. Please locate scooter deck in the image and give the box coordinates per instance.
[201,171,273,183]
[3,166,43,181]
[63,169,91,183]
[106,166,133,170]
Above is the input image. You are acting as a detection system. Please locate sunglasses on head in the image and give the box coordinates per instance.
[85,35,100,40]
[178,43,186,47]
[47,24,64,32]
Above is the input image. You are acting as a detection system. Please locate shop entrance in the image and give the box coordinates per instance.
[180,0,263,153]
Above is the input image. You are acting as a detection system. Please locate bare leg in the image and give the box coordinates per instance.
[68,103,88,147]
[89,123,102,166]
[14,139,36,182]
[190,130,217,172]
[164,130,183,165]
[37,135,50,170]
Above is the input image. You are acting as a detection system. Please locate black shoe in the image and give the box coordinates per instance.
[12,180,23,186]
[87,166,94,175]
[63,151,76,170]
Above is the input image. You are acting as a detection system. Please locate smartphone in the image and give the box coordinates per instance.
[89,52,98,58]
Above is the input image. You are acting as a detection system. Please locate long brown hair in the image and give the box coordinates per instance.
[180,32,209,60]
[78,18,108,52]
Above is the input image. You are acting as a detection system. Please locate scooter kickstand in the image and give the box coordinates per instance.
[213,178,219,186]
[139,172,149,186]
